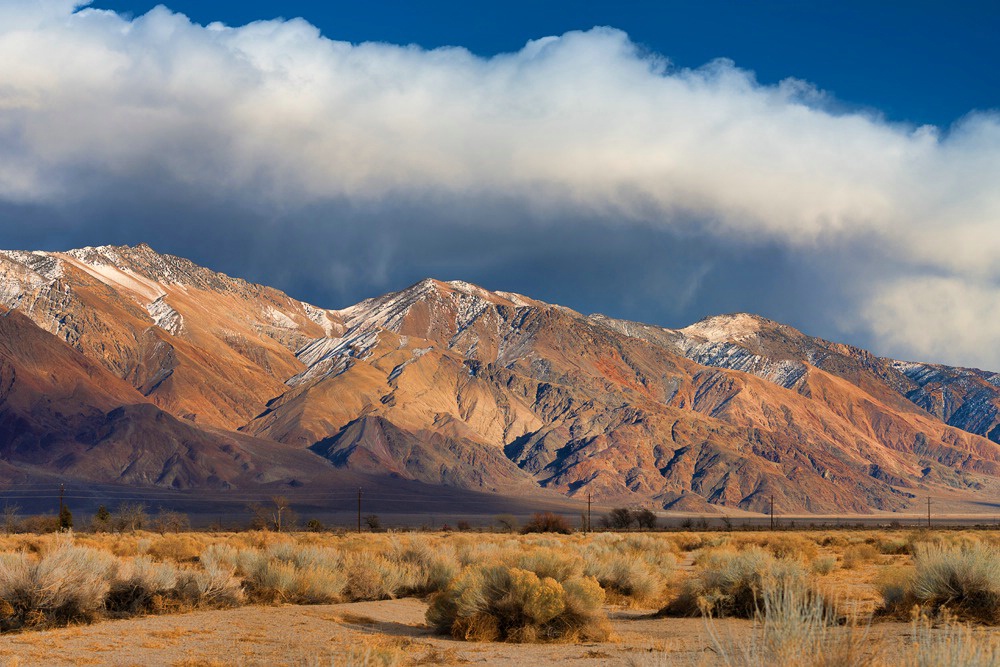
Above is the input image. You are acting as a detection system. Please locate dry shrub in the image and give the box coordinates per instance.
[106,556,179,615]
[0,538,116,630]
[879,542,1000,624]
[146,534,202,563]
[877,536,910,555]
[201,543,344,604]
[343,554,415,601]
[516,547,584,582]
[581,534,674,606]
[742,534,818,562]
[388,537,459,596]
[811,555,837,576]
[426,564,610,642]
[175,563,244,608]
[662,547,819,619]
[899,614,1000,666]
[704,581,873,667]
[842,544,880,570]
[670,533,729,552]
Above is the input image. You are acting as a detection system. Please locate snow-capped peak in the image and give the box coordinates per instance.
[679,313,781,343]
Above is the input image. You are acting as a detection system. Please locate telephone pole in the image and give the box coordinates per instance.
[769,495,774,531]
[357,488,362,533]
[587,492,592,534]
[59,484,65,517]
[927,497,931,529]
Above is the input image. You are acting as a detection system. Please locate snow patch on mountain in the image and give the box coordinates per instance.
[290,330,381,385]
[301,302,340,336]
[264,306,297,329]
[60,251,166,302]
[147,296,184,335]
[680,313,774,343]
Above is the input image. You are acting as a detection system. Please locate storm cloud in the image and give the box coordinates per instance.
[1,2,999,368]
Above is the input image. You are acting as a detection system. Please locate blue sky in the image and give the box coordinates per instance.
[1,1,999,368]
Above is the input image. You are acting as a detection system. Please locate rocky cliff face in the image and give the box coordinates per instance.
[2,244,1000,514]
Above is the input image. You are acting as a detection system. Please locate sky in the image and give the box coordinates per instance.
[1,1,999,369]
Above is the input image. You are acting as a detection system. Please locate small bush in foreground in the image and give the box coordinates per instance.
[662,547,817,619]
[426,564,610,642]
[106,556,179,615]
[704,582,873,667]
[0,540,115,630]
[879,543,1000,624]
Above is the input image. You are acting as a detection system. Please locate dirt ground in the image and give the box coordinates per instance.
[0,598,929,667]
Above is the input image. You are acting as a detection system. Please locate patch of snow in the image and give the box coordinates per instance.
[301,302,339,336]
[147,296,184,335]
[494,291,534,308]
[290,330,381,385]
[265,306,297,329]
[59,253,165,302]
[680,313,770,343]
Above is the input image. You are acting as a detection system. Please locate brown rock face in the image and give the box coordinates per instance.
[3,245,1000,514]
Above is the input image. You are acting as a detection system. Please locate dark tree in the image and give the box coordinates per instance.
[59,504,73,531]
[634,508,658,530]
[607,508,634,530]
[521,512,572,534]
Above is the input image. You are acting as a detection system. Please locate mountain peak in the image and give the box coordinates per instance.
[680,312,790,342]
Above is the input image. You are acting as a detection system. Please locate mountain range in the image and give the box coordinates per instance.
[2,243,1000,515]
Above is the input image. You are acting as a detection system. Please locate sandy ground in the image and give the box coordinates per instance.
[0,597,932,667]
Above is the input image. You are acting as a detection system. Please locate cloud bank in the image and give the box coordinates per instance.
[1,2,998,368]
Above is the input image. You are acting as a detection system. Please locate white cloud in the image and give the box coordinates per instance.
[0,2,998,367]
[863,276,1000,369]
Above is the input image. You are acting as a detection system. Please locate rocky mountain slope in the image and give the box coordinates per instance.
[2,244,999,514]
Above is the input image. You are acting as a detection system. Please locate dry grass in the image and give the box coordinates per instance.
[0,525,996,664]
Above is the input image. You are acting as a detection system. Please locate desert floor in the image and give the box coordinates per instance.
[0,596,930,667]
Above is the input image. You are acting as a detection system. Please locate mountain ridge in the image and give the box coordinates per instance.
[2,243,1000,515]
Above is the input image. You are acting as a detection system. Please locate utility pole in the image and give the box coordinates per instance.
[587,492,592,534]
[59,484,65,518]
[357,488,362,533]
[769,495,774,531]
[927,497,932,529]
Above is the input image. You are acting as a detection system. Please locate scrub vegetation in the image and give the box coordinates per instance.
[0,526,998,664]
